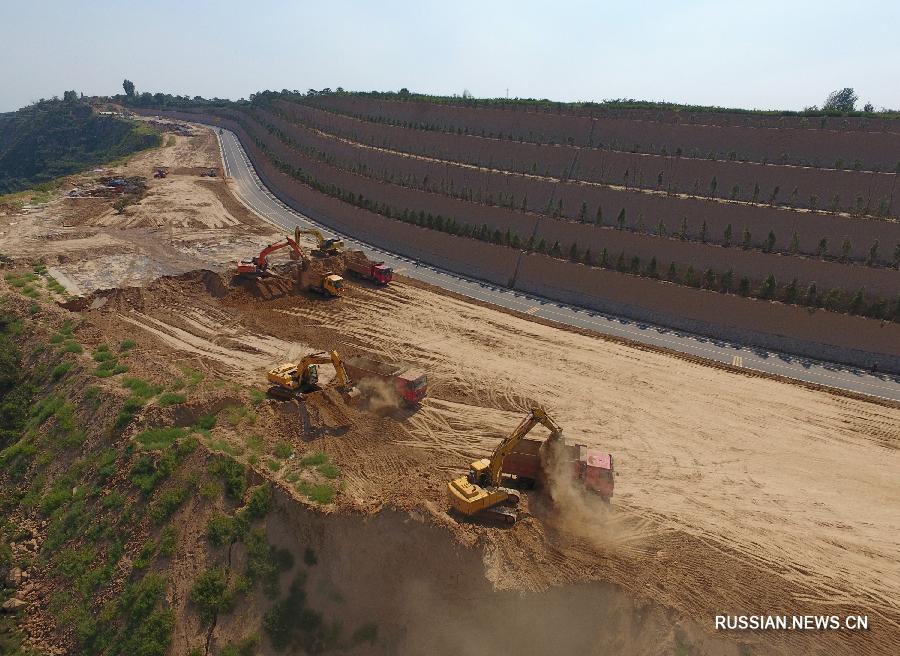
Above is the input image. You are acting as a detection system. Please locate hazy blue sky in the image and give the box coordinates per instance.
[2,0,898,112]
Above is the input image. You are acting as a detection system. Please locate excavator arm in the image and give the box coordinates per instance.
[294,226,344,253]
[255,237,303,269]
[486,407,561,487]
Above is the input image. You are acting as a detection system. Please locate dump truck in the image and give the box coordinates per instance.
[502,439,614,502]
[298,268,345,297]
[345,251,393,285]
[342,356,427,406]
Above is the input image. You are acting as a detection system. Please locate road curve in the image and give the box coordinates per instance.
[214,127,900,403]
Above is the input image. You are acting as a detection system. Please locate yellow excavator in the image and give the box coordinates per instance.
[267,350,359,401]
[447,406,563,524]
[294,226,344,256]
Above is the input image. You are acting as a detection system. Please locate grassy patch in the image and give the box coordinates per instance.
[189,567,237,625]
[209,456,247,500]
[273,441,292,459]
[51,361,72,380]
[135,427,188,451]
[62,341,83,354]
[122,377,163,400]
[248,388,266,406]
[206,436,242,457]
[149,483,192,524]
[193,414,216,431]
[295,481,337,504]
[157,392,187,407]
[266,459,282,472]
[317,461,341,479]
[220,404,256,426]
[118,338,136,352]
[299,452,328,467]
[177,365,204,387]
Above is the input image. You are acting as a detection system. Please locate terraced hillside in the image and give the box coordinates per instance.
[134,93,900,371]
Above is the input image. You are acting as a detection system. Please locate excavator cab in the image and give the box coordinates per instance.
[467,459,492,488]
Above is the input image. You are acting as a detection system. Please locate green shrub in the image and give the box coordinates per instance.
[206,514,240,547]
[62,341,83,354]
[248,388,266,405]
[209,456,247,500]
[119,339,136,351]
[158,525,178,557]
[190,567,236,625]
[149,484,191,524]
[218,635,259,656]
[157,392,187,407]
[51,361,72,380]
[194,414,216,430]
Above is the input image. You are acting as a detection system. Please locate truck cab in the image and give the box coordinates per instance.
[397,370,427,405]
[322,274,345,297]
[372,263,393,285]
[579,449,614,501]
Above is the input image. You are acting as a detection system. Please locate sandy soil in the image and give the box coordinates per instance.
[7,125,897,656]
[0,127,295,294]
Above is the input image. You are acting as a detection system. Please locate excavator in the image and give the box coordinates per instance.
[236,237,303,276]
[294,226,344,256]
[266,350,359,402]
[447,406,563,524]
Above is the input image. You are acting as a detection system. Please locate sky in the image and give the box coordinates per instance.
[1,0,898,113]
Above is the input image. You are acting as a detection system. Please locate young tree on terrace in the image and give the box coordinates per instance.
[684,266,698,287]
[817,237,829,257]
[657,219,666,237]
[759,274,777,299]
[667,262,679,281]
[600,248,609,267]
[616,252,627,271]
[738,277,751,296]
[805,282,819,307]
[703,268,716,289]
[569,243,580,261]
[789,232,800,253]
[752,183,760,203]
[709,176,718,198]
[893,243,900,269]
[742,227,752,250]
[868,240,880,265]
[784,278,799,303]
[579,202,588,222]
[720,269,734,292]
[595,205,603,225]
[850,289,866,314]
[616,209,626,230]
[700,220,708,243]
[583,249,593,266]
[724,224,733,247]
[646,256,658,278]
[841,238,852,261]
[765,231,776,253]
[822,88,858,112]
[679,217,688,240]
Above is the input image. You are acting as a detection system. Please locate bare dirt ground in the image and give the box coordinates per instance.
[5,126,898,656]
[0,127,297,294]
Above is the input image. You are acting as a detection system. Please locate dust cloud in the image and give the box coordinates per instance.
[542,439,652,555]
[357,376,402,414]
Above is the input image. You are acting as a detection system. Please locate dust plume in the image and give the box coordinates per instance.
[357,376,402,414]
[542,439,652,555]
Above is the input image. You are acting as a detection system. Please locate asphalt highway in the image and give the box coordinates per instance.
[215,127,900,403]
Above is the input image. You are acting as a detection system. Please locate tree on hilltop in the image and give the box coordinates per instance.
[822,88,857,112]
[123,79,135,97]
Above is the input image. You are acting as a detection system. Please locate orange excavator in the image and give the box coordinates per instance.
[236,237,304,276]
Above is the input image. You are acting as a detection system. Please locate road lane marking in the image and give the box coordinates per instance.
[732,356,743,367]
[526,306,540,315]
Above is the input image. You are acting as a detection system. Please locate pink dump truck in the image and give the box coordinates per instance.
[502,438,615,501]
[343,356,427,407]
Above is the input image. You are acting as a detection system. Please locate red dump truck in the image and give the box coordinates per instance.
[345,251,393,285]
[502,438,614,501]
[343,356,427,406]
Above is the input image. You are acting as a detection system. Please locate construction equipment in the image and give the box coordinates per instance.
[345,251,393,285]
[267,350,359,401]
[153,167,168,179]
[236,237,303,276]
[447,407,562,524]
[343,356,427,406]
[295,226,344,256]
[297,261,345,297]
[503,437,615,502]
